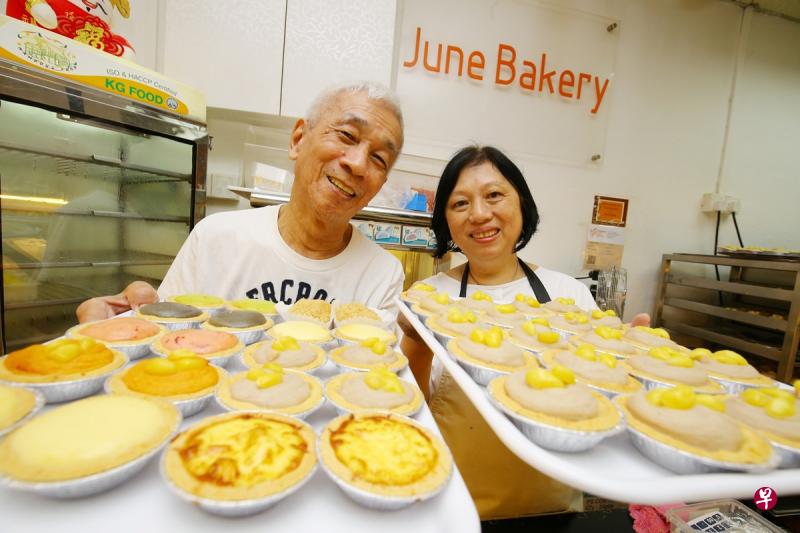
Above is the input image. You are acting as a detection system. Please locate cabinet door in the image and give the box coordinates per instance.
[281,0,397,118]
[161,0,286,115]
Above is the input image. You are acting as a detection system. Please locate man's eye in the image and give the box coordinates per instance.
[337,129,356,142]
[371,153,388,169]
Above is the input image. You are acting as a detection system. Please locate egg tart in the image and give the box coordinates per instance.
[624,347,724,394]
[267,320,333,346]
[543,297,584,314]
[68,317,165,360]
[569,325,640,359]
[623,326,688,352]
[167,294,226,315]
[425,306,489,345]
[446,326,537,385]
[487,366,622,451]
[507,319,569,355]
[162,411,317,516]
[333,322,397,347]
[201,309,272,345]
[692,349,776,393]
[0,394,179,490]
[0,338,127,403]
[616,387,775,473]
[484,303,528,329]
[242,336,326,373]
[0,384,44,437]
[151,328,243,368]
[457,290,497,313]
[541,345,642,397]
[216,365,324,419]
[227,298,279,321]
[325,368,424,417]
[105,352,224,417]
[329,338,408,373]
[319,413,453,510]
[512,293,555,318]
[137,302,209,330]
[399,281,437,305]
[548,312,593,338]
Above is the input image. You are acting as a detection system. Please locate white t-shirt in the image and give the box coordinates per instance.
[422,265,597,389]
[158,205,405,319]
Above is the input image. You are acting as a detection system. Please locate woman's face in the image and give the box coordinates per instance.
[445,162,523,262]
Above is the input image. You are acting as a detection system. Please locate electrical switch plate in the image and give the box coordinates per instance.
[208,173,241,200]
[722,195,741,214]
[701,192,726,213]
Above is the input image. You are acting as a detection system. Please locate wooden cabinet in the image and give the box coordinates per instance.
[653,253,800,382]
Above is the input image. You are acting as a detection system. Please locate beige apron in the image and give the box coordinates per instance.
[429,370,583,520]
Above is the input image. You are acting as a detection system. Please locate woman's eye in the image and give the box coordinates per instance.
[451,200,468,209]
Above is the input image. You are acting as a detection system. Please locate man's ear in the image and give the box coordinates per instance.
[288,119,307,161]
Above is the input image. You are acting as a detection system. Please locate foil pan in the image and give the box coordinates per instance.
[0,386,45,438]
[0,411,181,499]
[102,377,215,418]
[487,387,623,452]
[632,374,724,395]
[230,328,266,346]
[770,441,800,469]
[550,327,576,342]
[150,319,204,331]
[160,453,318,517]
[625,424,779,475]
[708,376,777,395]
[5,357,129,404]
[446,344,507,386]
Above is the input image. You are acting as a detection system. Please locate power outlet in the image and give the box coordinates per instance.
[208,173,241,200]
[701,193,726,212]
[722,196,741,214]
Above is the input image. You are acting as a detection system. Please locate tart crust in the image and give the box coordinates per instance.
[328,346,408,372]
[446,338,536,374]
[0,347,126,384]
[242,340,326,372]
[68,318,165,347]
[540,350,642,395]
[106,364,226,402]
[0,384,38,431]
[621,361,725,394]
[151,330,244,361]
[325,373,423,416]
[216,371,323,416]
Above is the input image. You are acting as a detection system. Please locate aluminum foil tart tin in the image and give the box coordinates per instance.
[549,327,576,342]
[769,441,800,469]
[0,386,45,438]
[151,344,241,369]
[102,377,217,418]
[212,328,266,347]
[707,375,778,395]
[445,342,512,386]
[486,386,624,452]
[631,374,725,395]
[625,424,779,475]
[65,323,164,360]
[0,412,181,499]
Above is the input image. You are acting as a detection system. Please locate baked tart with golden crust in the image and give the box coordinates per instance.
[325,368,424,417]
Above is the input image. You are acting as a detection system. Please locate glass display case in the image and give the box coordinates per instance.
[0,59,208,353]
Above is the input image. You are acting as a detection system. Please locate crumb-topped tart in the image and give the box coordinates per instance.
[242,336,326,373]
[507,318,569,354]
[137,302,209,330]
[484,303,528,328]
[216,364,324,418]
[543,297,584,314]
[624,347,724,393]
[447,326,537,385]
[329,338,408,373]
[287,298,332,325]
[167,294,226,315]
[267,320,333,345]
[0,394,179,482]
[325,368,424,416]
[201,309,272,345]
[692,349,776,392]
[319,413,452,506]
[426,306,489,340]
[725,387,799,458]
[616,387,774,470]
[570,326,640,358]
[548,312,593,337]
[541,344,642,397]
[512,293,554,318]
[152,329,243,367]
[68,317,164,359]
[162,411,317,502]
[0,384,42,436]
[0,338,126,384]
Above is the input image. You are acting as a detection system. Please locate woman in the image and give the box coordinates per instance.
[400,145,645,520]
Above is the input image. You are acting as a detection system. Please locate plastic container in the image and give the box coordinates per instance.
[665,499,784,533]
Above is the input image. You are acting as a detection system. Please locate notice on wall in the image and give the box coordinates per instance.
[583,196,628,269]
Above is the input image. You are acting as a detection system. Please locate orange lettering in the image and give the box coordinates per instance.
[538,53,555,94]
[576,72,592,99]
[495,43,516,86]
[592,77,610,114]
[467,51,485,80]
[423,41,442,73]
[445,45,464,76]
[519,60,536,90]
[558,70,575,98]
[403,27,422,68]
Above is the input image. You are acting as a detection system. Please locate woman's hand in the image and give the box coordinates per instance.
[76,281,158,323]
[629,313,651,328]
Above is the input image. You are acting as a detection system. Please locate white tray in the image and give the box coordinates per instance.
[399,300,800,505]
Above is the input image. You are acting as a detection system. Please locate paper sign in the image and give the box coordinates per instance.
[583,242,624,270]
[592,196,628,227]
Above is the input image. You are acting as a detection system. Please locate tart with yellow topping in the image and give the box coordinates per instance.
[105,351,224,416]
[0,394,180,495]
[569,325,640,358]
[167,293,226,316]
[0,338,127,402]
[200,309,272,345]
[548,312,593,338]
[541,344,642,397]
[68,317,165,360]
[0,384,43,437]
[267,320,333,346]
[616,387,775,473]
[457,291,497,313]
[588,309,622,328]
[319,413,453,509]
[623,347,724,393]
[162,411,317,516]
[484,303,528,329]
[692,349,776,393]
[411,291,459,319]
[400,281,437,305]
[216,364,324,419]
[329,338,408,373]
[137,302,209,330]
[242,336,326,373]
[623,326,688,352]
[507,318,569,355]
[446,326,537,385]
[512,293,555,318]
[333,322,397,347]
[487,366,623,451]
[227,299,279,321]
[151,328,243,368]
[543,297,584,314]
[425,306,489,345]
[325,368,424,417]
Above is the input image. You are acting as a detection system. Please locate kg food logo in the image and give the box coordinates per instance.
[17,31,77,72]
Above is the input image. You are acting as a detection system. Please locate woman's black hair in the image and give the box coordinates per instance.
[431,145,539,258]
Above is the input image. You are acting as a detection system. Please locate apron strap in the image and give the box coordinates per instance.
[460,259,551,303]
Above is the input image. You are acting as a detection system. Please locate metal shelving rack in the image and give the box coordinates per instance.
[653,253,800,382]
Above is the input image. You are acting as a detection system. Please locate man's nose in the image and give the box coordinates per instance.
[340,143,369,176]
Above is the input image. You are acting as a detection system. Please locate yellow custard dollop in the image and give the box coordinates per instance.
[338,323,394,343]
[173,294,225,307]
[525,366,575,389]
[595,326,623,340]
[470,291,493,302]
[122,353,218,396]
[742,388,797,419]
[634,326,670,339]
[246,363,284,389]
[364,367,404,393]
[648,346,694,367]
[563,312,590,324]
[573,344,618,368]
[647,385,726,412]
[711,350,748,366]
[447,307,478,324]
[469,326,505,348]
[4,338,114,377]
[592,309,617,319]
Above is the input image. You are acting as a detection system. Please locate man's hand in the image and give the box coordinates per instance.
[76,281,158,323]
[630,313,651,328]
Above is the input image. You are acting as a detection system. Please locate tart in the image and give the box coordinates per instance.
[332,322,397,347]
[0,394,179,493]
[105,352,224,417]
[162,411,317,516]
[446,326,537,386]
[267,320,333,346]
[624,347,724,393]
[569,326,640,358]
[512,293,555,318]
[399,281,437,305]
[623,326,688,352]
[548,312,593,338]
[0,384,43,437]
[540,345,642,397]
[216,365,324,419]
[543,297,584,314]
[286,298,332,325]
[201,309,272,345]
[487,366,622,451]
[167,294,226,316]
[319,413,453,510]
[457,290,497,313]
[616,387,775,473]
[425,306,489,345]
[137,302,209,330]
[588,309,623,328]
[151,329,243,368]
[67,317,165,360]
[325,368,424,417]
[484,303,528,329]
[507,318,569,355]
[0,338,127,403]
[411,291,458,319]
[227,298,279,321]
[334,302,385,328]
[693,349,776,393]
[328,339,408,373]
[242,336,326,373]
[725,387,800,468]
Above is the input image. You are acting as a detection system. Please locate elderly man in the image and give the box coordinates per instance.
[77,81,405,323]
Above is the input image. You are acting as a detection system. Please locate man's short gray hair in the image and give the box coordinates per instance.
[305,81,404,141]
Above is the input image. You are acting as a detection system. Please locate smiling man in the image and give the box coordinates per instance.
[77,82,405,322]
